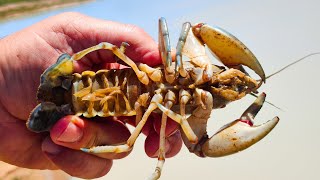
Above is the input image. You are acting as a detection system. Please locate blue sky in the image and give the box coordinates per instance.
[1,0,320,180]
[0,0,224,39]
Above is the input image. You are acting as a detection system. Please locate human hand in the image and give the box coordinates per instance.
[0,12,182,179]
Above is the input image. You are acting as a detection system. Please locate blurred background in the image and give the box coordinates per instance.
[1,0,319,179]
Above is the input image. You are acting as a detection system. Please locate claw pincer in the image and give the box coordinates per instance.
[201,93,279,157]
[192,23,266,83]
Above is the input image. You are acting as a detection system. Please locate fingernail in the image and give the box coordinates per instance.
[51,116,84,143]
[42,137,62,155]
[58,121,83,143]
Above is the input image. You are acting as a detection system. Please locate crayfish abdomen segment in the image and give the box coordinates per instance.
[72,69,140,117]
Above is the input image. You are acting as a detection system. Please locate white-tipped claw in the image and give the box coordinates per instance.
[192,23,266,82]
[202,117,279,157]
[200,93,279,157]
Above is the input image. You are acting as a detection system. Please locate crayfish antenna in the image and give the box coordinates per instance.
[253,52,320,111]
[262,52,320,81]
[249,93,283,111]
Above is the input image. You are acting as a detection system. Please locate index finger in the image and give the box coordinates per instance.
[53,12,161,67]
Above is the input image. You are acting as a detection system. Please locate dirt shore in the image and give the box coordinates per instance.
[0,0,93,21]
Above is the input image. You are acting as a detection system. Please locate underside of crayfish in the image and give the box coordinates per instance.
[27,17,279,180]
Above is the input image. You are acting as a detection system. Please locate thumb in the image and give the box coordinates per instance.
[42,137,113,179]
[49,115,131,159]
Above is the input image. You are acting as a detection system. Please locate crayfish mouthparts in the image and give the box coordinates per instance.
[26,17,279,180]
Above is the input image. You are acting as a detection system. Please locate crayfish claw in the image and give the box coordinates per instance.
[192,23,266,83]
[202,117,279,157]
[201,93,279,157]
[240,92,266,123]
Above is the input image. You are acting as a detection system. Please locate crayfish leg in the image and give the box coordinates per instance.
[138,63,163,82]
[149,91,175,180]
[175,22,190,78]
[182,89,213,157]
[81,94,163,154]
[159,17,175,83]
[156,103,198,144]
[70,42,150,85]
[157,89,213,157]
[180,23,214,84]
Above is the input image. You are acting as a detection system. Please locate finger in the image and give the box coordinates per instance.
[51,12,161,67]
[165,130,183,158]
[144,128,182,158]
[104,63,128,69]
[144,128,170,158]
[0,108,57,169]
[116,115,154,136]
[50,115,131,159]
[115,114,183,157]
[152,113,179,136]
[42,137,112,179]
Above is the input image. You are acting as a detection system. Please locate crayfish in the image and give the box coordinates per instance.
[27,17,279,180]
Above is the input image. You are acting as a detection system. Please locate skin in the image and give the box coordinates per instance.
[0,12,182,179]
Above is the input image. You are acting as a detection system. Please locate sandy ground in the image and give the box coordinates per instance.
[0,161,70,180]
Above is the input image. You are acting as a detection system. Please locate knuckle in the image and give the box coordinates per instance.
[124,23,147,36]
